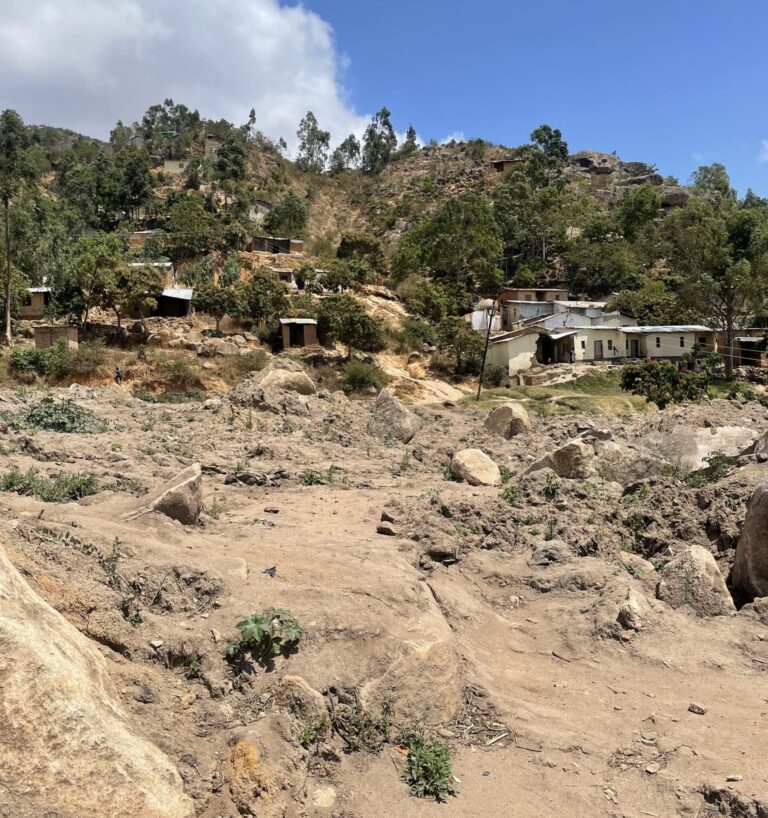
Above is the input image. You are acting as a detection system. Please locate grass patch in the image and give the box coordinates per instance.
[0,467,101,502]
[402,736,457,801]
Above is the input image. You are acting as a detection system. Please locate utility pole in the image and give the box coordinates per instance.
[476,297,497,402]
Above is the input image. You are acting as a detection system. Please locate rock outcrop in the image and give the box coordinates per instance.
[643,425,757,471]
[451,449,501,486]
[656,545,735,617]
[229,360,316,415]
[367,389,422,443]
[125,463,203,525]
[526,439,596,479]
[0,542,193,818]
[483,402,530,438]
[733,479,768,599]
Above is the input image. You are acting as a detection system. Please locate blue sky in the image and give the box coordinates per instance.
[310,0,768,195]
[2,0,766,195]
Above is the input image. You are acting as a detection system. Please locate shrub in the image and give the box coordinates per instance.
[620,361,709,409]
[499,483,521,503]
[402,736,457,801]
[331,703,391,752]
[299,469,325,486]
[9,340,108,380]
[395,318,435,352]
[298,715,330,749]
[225,608,302,666]
[684,450,735,487]
[341,360,384,394]
[481,363,507,387]
[543,473,560,500]
[0,466,101,502]
[25,397,105,433]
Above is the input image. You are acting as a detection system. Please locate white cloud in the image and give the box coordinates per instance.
[758,141,768,164]
[0,0,371,150]
[440,131,465,145]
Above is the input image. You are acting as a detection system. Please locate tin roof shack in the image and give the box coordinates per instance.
[280,318,318,349]
[470,299,502,332]
[490,158,523,173]
[34,325,78,349]
[20,287,52,320]
[249,236,304,255]
[157,288,193,318]
[487,330,539,376]
[721,329,768,367]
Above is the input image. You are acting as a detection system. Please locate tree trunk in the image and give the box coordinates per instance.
[725,310,734,380]
[3,200,12,347]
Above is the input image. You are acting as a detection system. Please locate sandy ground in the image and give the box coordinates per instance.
[1,381,767,818]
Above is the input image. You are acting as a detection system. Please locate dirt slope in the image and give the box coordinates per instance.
[0,382,767,818]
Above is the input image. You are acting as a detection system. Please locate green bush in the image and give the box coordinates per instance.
[499,483,521,503]
[225,608,302,666]
[396,318,435,352]
[402,736,457,801]
[341,360,384,394]
[25,398,105,434]
[481,363,507,387]
[9,340,108,380]
[0,466,101,502]
[620,361,709,409]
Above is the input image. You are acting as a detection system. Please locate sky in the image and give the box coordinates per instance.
[1,0,768,194]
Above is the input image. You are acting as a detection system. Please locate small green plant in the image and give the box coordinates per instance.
[331,702,391,752]
[25,397,105,434]
[299,469,325,486]
[683,450,735,487]
[543,473,560,500]
[298,715,330,749]
[402,736,457,801]
[499,483,521,504]
[208,500,224,520]
[225,608,302,666]
[498,464,512,484]
[544,518,557,541]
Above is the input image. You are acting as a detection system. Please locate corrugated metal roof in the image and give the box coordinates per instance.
[621,325,713,333]
[26,286,51,293]
[547,329,578,340]
[161,287,193,301]
[279,318,317,325]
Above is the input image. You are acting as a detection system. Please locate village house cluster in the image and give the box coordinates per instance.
[471,287,724,379]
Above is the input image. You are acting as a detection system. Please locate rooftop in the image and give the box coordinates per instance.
[161,287,193,301]
[279,317,317,325]
[622,325,713,333]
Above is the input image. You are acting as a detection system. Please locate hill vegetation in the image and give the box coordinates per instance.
[2,102,768,375]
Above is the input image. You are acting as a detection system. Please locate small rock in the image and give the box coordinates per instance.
[726,774,743,782]
[645,762,661,774]
[688,702,707,715]
[264,507,280,514]
[149,639,164,649]
[380,510,396,524]
[376,523,398,536]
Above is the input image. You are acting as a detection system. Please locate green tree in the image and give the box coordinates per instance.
[111,146,153,220]
[240,267,288,323]
[393,192,503,293]
[337,232,385,275]
[121,262,165,332]
[362,108,398,174]
[168,195,219,260]
[317,294,385,358]
[296,111,330,173]
[215,133,247,182]
[619,184,662,241]
[396,125,418,158]
[329,133,361,173]
[193,279,243,333]
[264,191,308,237]
[663,196,768,376]
[0,109,33,345]
[690,163,736,205]
[435,316,484,374]
[530,124,569,171]
[67,233,125,327]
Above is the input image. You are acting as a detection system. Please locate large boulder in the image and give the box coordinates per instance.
[643,425,757,471]
[484,402,530,439]
[733,479,768,599]
[229,360,316,415]
[0,542,193,818]
[367,389,422,443]
[125,463,203,525]
[451,449,501,486]
[657,545,735,617]
[595,440,669,484]
[525,439,596,479]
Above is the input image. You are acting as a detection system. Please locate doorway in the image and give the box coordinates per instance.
[594,340,604,360]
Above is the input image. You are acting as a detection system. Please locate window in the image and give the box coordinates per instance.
[625,339,629,350]
[699,336,706,346]
[655,337,660,348]
[680,337,685,347]
[607,339,613,350]
[580,339,586,350]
